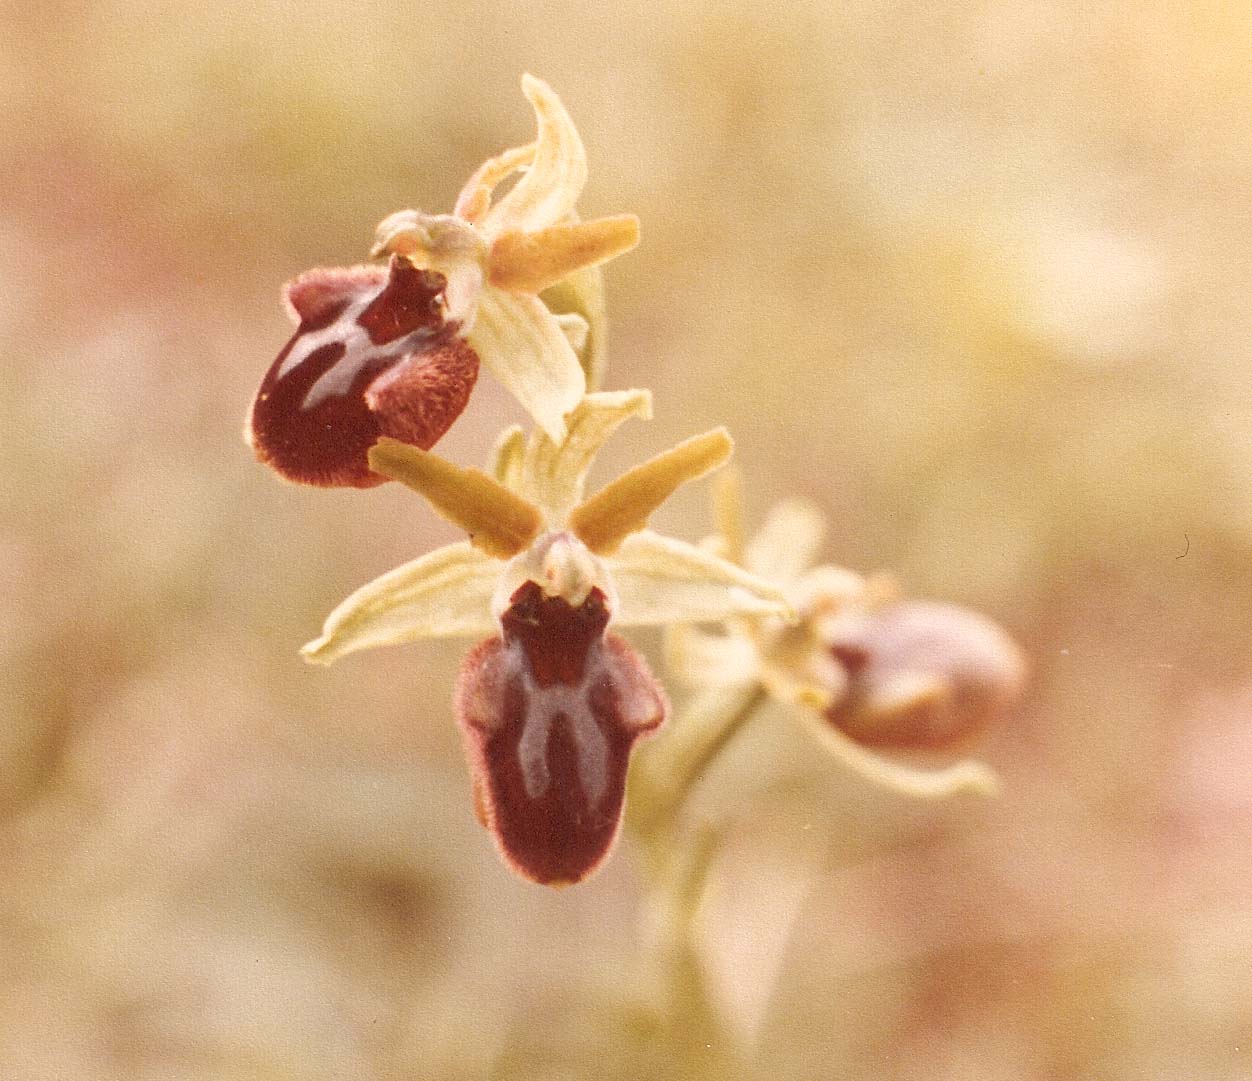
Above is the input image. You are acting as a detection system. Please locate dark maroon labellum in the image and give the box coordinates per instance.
[249,257,479,488]
[455,582,667,886]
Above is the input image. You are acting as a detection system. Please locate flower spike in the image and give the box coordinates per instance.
[251,72,1031,896]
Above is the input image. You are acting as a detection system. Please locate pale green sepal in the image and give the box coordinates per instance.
[482,74,588,237]
[796,710,1002,800]
[744,498,827,583]
[468,286,586,443]
[302,542,499,665]
[542,262,607,391]
[488,425,526,489]
[610,531,791,627]
[520,389,652,522]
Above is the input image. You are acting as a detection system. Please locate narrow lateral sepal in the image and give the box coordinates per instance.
[301,541,500,664]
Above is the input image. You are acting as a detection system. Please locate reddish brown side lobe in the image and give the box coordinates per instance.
[455,583,667,886]
[250,258,479,487]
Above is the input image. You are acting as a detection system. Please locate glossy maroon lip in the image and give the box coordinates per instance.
[249,257,479,488]
[455,583,667,886]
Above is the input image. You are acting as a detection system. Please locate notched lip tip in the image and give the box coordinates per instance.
[521,864,598,889]
[498,852,584,889]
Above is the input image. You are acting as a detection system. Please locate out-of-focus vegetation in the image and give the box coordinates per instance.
[3,2,1251,1077]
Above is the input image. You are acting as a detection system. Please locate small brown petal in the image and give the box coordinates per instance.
[487,215,641,295]
[569,428,734,555]
[824,601,1026,751]
[366,440,543,560]
[250,258,478,488]
[455,582,667,886]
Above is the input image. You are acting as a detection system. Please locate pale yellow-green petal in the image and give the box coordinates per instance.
[487,425,527,489]
[520,389,653,523]
[488,216,639,295]
[301,542,499,665]
[609,531,791,627]
[744,498,827,584]
[468,285,586,442]
[482,74,588,237]
[795,709,1001,799]
[663,624,762,687]
[542,261,608,391]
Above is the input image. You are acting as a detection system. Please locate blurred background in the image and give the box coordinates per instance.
[3,1,1251,1077]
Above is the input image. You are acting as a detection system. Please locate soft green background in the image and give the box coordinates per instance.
[3,2,1251,1077]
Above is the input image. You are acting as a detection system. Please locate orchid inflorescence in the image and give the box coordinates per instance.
[249,75,1026,887]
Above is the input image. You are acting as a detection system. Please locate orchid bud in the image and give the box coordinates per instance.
[820,600,1026,751]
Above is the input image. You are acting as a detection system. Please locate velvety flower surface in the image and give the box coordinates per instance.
[457,582,666,886]
[250,259,479,487]
[302,394,789,885]
[665,474,1026,799]
[249,75,637,487]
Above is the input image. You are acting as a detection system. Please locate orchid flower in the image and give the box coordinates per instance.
[665,472,1026,800]
[250,75,637,487]
[302,394,789,885]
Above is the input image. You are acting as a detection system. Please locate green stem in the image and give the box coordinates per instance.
[623,684,768,1079]
[628,683,767,845]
